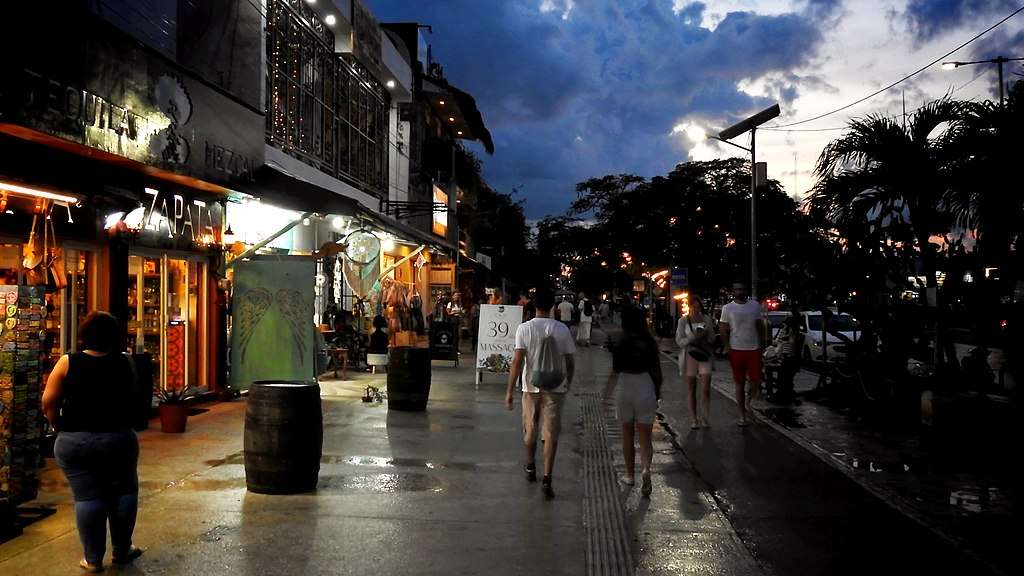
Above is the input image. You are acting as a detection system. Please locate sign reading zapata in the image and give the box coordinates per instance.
[230,258,317,391]
[0,14,262,187]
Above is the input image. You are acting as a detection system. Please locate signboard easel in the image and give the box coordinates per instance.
[474,305,523,389]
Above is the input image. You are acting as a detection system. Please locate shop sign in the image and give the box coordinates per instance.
[1,25,263,188]
[141,187,220,243]
[432,185,448,237]
[475,305,523,374]
[671,267,688,293]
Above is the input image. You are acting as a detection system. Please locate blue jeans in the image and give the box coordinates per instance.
[54,430,139,565]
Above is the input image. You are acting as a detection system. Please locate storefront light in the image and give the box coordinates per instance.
[0,181,79,205]
[104,212,125,230]
[331,216,345,229]
[381,237,395,251]
[123,206,146,230]
[325,14,336,26]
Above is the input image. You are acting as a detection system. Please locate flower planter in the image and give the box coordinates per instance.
[159,403,189,433]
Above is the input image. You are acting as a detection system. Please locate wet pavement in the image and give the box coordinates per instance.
[0,340,760,575]
[651,333,1015,576]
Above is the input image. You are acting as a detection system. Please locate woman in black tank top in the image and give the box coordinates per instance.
[42,312,143,572]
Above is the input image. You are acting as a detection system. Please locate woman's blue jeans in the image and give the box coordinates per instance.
[54,430,139,565]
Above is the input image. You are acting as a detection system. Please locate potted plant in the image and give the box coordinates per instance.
[157,385,194,433]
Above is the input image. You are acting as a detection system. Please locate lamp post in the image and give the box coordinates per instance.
[942,56,1024,105]
[714,104,780,300]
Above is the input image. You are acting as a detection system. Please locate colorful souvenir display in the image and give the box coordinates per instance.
[0,285,45,535]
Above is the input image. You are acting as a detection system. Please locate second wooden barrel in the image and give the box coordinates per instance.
[244,380,323,494]
[387,347,431,411]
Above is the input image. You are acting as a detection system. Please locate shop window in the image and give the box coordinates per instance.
[128,255,208,396]
[265,0,389,197]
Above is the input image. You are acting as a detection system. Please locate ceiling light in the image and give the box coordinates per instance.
[332,216,344,229]
[0,181,79,204]
[325,14,336,26]
[448,117,455,122]
[305,0,316,4]
[386,79,396,89]
[381,238,395,251]
[439,100,445,105]
[457,131,463,136]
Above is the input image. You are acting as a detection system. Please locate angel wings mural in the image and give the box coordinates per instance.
[276,288,310,359]
[234,287,272,363]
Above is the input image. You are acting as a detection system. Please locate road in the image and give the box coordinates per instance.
[596,324,1000,576]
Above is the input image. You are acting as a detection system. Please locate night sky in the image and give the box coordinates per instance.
[367,1,1024,218]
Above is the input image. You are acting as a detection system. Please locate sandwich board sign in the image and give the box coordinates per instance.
[474,304,523,389]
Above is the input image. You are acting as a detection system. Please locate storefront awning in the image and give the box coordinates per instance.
[355,204,457,255]
[248,162,359,217]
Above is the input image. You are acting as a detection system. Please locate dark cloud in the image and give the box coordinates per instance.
[905,0,1017,44]
[677,2,705,26]
[367,0,840,217]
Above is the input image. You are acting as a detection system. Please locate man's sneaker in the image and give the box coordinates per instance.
[542,475,555,499]
[525,464,537,483]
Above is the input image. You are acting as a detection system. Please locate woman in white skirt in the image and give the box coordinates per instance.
[676,297,714,428]
[604,306,663,497]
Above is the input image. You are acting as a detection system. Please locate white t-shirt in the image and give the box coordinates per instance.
[556,301,574,322]
[720,299,764,351]
[578,299,592,323]
[515,317,576,393]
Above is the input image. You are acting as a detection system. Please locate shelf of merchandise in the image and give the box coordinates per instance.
[128,258,163,393]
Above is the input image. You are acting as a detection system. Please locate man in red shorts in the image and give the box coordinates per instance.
[719,282,766,426]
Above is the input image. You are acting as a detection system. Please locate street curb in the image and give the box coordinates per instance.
[658,349,1008,576]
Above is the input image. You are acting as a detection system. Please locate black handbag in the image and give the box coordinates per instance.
[686,317,711,362]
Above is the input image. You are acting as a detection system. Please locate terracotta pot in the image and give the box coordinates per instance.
[159,403,189,433]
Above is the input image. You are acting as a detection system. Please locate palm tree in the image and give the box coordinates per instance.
[808,99,969,365]
[945,82,1024,275]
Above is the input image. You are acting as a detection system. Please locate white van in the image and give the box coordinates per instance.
[802,311,860,362]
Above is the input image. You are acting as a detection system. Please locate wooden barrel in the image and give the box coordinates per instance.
[387,347,431,411]
[244,380,323,494]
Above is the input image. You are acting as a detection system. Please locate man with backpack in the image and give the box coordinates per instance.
[577,294,594,346]
[505,286,576,499]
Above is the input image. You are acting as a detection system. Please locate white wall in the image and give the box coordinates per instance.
[388,104,410,206]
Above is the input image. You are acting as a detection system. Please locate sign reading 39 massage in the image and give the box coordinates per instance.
[475,305,523,374]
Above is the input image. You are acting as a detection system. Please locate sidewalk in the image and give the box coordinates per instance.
[653,334,1014,576]
[0,344,759,575]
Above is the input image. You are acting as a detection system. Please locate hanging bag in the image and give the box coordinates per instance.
[532,324,564,391]
[47,214,67,290]
[23,211,48,285]
[686,316,711,362]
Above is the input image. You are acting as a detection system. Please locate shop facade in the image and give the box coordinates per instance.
[0,2,265,530]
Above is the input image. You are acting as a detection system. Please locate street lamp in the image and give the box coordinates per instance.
[715,104,780,300]
[941,56,1024,105]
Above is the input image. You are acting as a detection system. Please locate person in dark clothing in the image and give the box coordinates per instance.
[369,315,389,354]
[42,311,143,573]
[603,305,663,497]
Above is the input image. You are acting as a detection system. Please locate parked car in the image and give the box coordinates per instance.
[802,311,861,363]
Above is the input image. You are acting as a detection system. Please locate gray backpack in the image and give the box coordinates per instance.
[532,325,564,390]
